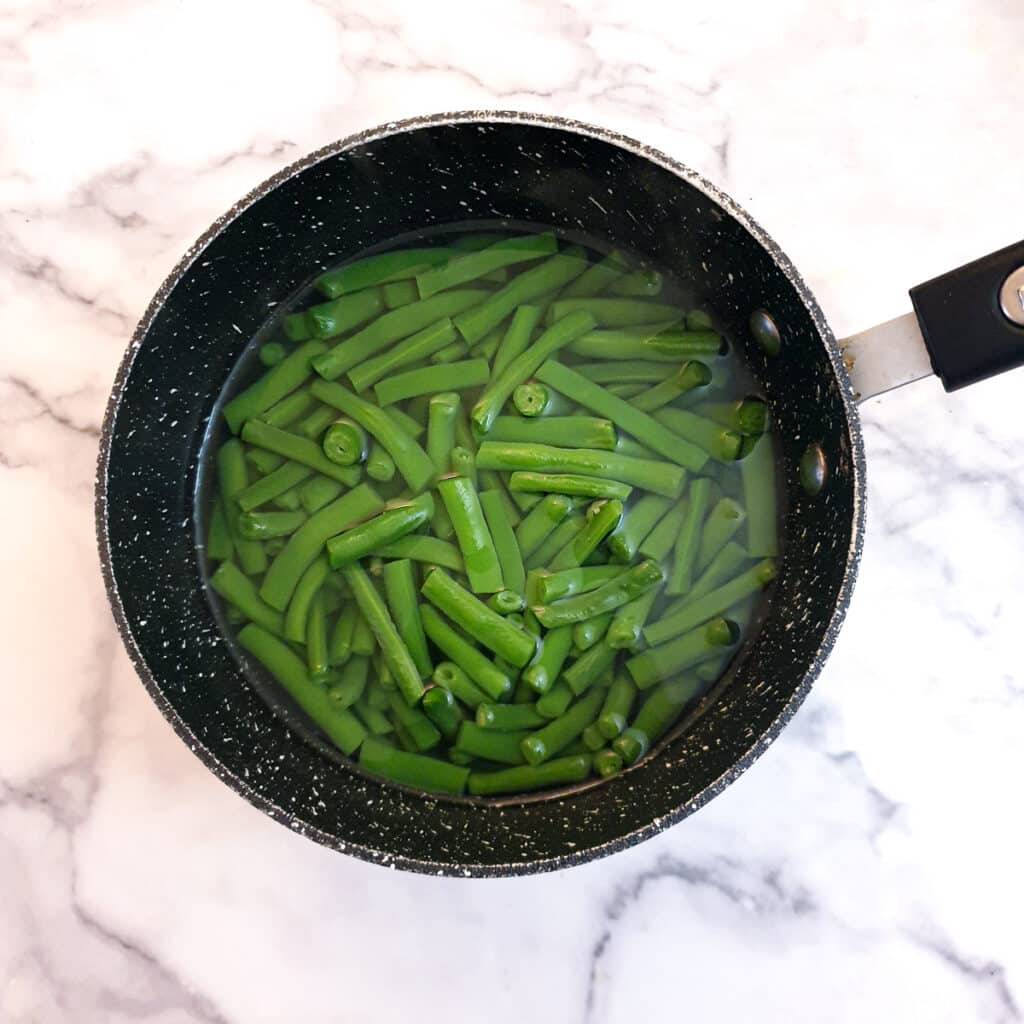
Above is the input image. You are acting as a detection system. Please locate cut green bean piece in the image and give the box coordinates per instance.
[607,583,663,651]
[345,564,424,706]
[295,404,337,442]
[653,407,742,462]
[309,379,437,493]
[351,608,376,657]
[353,696,393,736]
[685,540,749,604]
[436,476,504,594]
[514,494,573,560]
[535,565,622,604]
[216,439,267,575]
[297,475,343,515]
[560,250,629,298]
[366,440,396,482]
[326,493,433,569]
[468,754,590,796]
[667,477,712,596]
[284,556,329,643]
[607,494,672,564]
[245,447,284,475]
[316,248,454,298]
[370,536,463,572]
[701,397,770,436]
[509,472,631,502]
[629,361,712,413]
[638,502,688,562]
[313,289,488,381]
[479,489,526,596]
[206,498,234,562]
[548,498,623,572]
[483,416,616,450]
[223,341,327,434]
[382,559,432,677]
[512,381,572,418]
[241,419,361,487]
[374,358,489,407]
[359,736,468,795]
[210,562,284,636]
[419,605,512,701]
[432,660,489,710]
[421,569,536,667]
[526,514,583,570]
[450,445,477,488]
[239,625,366,755]
[284,312,311,341]
[348,317,457,392]
[537,559,663,629]
[612,727,649,765]
[521,686,605,765]
[306,288,385,339]
[646,558,775,646]
[569,326,723,362]
[521,623,573,695]
[270,488,302,512]
[546,298,683,328]
[628,675,705,749]
[261,388,318,429]
[536,360,709,472]
[491,304,541,379]
[740,433,779,557]
[629,618,739,689]
[454,248,588,345]
[237,510,307,541]
[455,722,529,765]
[470,310,597,433]
[329,602,357,666]
[387,690,440,751]
[421,686,465,741]
[594,748,623,778]
[535,679,575,718]
[582,722,606,751]
[573,612,613,651]
[322,419,368,465]
[426,391,459,477]
[417,233,557,299]
[577,361,671,384]
[563,641,616,696]
[476,702,546,732]
[382,279,418,309]
[695,498,746,574]
[598,673,637,739]
[305,591,330,678]
[609,269,663,297]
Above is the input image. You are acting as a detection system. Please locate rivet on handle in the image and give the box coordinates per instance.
[998,266,1024,326]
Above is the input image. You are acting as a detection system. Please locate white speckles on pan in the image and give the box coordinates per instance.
[95,111,865,877]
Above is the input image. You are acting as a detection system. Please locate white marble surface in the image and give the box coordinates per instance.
[2,1,1023,1021]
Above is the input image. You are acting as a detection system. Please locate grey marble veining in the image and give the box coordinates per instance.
[1,1,1022,1021]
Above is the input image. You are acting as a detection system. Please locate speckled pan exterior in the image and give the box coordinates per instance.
[95,112,865,876]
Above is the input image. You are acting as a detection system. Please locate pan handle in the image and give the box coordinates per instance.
[838,238,1024,403]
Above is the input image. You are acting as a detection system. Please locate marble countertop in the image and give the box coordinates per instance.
[3,2,1023,1021]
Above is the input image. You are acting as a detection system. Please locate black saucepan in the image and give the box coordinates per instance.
[96,112,1024,876]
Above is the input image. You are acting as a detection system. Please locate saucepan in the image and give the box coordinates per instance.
[95,111,1024,875]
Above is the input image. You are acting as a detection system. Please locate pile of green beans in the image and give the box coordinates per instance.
[205,229,780,798]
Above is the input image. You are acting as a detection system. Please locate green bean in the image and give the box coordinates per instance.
[695,656,728,683]
[417,233,557,299]
[512,381,572,418]
[593,748,623,777]
[695,498,746,574]
[526,513,584,569]
[309,379,437,493]
[421,686,465,741]
[646,558,775,647]
[245,448,285,475]
[261,388,318,429]
[484,416,616,450]
[577,361,670,384]
[667,478,712,596]
[312,289,488,381]
[241,419,361,487]
[620,675,704,756]
[653,407,741,462]
[344,563,425,705]
[479,470,521,526]
[581,722,606,751]
[514,494,573,559]
[608,269,663,297]
[560,250,629,298]
[548,498,623,572]
[468,753,590,796]
[479,489,526,596]
[239,624,366,755]
[420,606,512,702]
[436,476,504,593]
[270,487,302,512]
[536,559,662,629]
[206,499,234,561]
[259,483,383,610]
[223,341,327,434]
[573,612,613,651]
[347,317,457,392]
[470,310,597,433]
[295,476,341,515]
[353,696,394,736]
[629,361,712,413]
[366,440,396,482]
[521,686,605,765]
[686,308,713,330]
[535,565,621,604]
[432,660,489,710]
[304,288,385,340]
[638,502,688,562]
[519,622,570,695]
[370,536,463,572]
[351,608,377,656]
[382,279,418,309]
[366,681,391,714]
[612,727,648,765]
[476,703,545,731]
[284,556,329,643]
[329,602,357,666]
[509,473,629,501]
[426,391,459,477]
[305,591,330,678]
[535,360,709,472]
[453,248,588,345]
[491,304,541,379]
[236,460,312,512]
[454,722,528,765]
[316,248,454,298]
[294,405,338,442]
[740,433,779,557]
[535,678,575,718]
[284,311,311,341]
[374,358,489,407]
[684,540,749,605]
[210,562,284,635]
[237,510,307,541]
[259,344,287,369]
[421,569,536,667]
[629,618,739,689]
[326,493,433,569]
[384,691,438,752]
[386,405,425,439]
[216,439,267,575]
[597,673,637,739]
[430,338,470,364]
[701,397,769,436]
[563,640,616,696]
[607,384,646,399]
[381,559,432,677]
[546,298,683,328]
[360,736,469,794]
[321,419,368,466]
[606,494,671,564]
[607,583,663,651]
[568,326,723,362]
[450,445,477,488]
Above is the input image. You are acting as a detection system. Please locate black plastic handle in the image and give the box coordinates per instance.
[909,238,1024,391]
